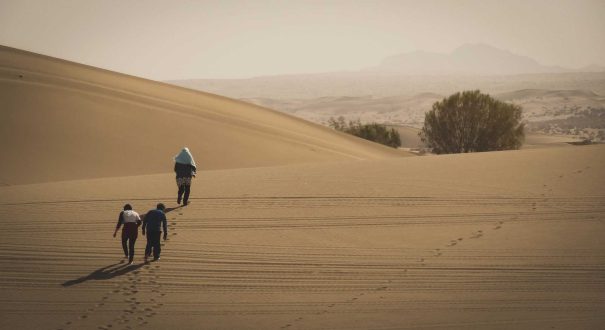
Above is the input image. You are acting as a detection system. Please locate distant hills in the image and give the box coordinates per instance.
[166,43,605,143]
[169,71,605,100]
[240,89,605,128]
[370,43,577,75]
[169,43,605,100]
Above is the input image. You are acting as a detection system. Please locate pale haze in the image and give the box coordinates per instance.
[2,0,605,329]
[1,0,604,80]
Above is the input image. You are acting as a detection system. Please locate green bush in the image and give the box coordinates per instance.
[419,90,524,154]
[328,117,401,148]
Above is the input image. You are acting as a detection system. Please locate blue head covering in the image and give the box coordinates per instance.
[174,147,196,167]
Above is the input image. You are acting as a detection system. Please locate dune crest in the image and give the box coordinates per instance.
[0,46,406,185]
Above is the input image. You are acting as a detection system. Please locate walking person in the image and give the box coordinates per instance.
[174,147,196,206]
[113,204,142,265]
[142,203,168,261]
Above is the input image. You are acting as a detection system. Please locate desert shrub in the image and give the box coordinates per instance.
[328,117,401,148]
[419,90,524,154]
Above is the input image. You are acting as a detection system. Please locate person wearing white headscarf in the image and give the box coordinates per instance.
[174,147,197,206]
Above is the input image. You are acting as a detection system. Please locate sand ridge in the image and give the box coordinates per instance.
[0,45,407,185]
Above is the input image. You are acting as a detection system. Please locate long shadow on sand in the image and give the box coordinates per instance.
[164,206,181,213]
[62,206,180,287]
[139,205,182,219]
[62,262,144,287]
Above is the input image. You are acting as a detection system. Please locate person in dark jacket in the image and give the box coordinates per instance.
[113,204,142,265]
[142,203,168,261]
[174,147,197,206]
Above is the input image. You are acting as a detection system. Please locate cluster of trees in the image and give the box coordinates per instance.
[419,90,525,154]
[327,91,525,154]
[328,117,401,148]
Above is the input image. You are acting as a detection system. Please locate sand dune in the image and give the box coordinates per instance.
[0,46,406,185]
[1,45,603,330]
[1,145,604,329]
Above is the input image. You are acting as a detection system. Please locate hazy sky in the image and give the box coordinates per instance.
[1,0,604,80]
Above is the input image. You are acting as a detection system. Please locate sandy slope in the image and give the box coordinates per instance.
[1,145,604,329]
[0,46,405,185]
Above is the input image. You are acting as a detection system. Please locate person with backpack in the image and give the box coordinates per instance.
[174,147,197,206]
[113,204,142,265]
[142,203,168,261]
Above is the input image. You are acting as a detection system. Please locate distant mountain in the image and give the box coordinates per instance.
[169,71,605,100]
[370,43,570,75]
[167,43,605,99]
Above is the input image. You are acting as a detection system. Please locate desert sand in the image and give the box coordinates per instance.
[1,145,604,330]
[0,46,404,185]
[1,46,604,330]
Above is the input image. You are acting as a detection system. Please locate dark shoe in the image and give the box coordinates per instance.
[177,197,181,205]
[183,200,188,206]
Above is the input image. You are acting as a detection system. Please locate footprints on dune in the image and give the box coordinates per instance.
[56,283,118,330]
[543,166,592,198]
[278,215,511,329]
[279,284,390,328]
[550,166,591,193]
[278,208,517,329]
[90,258,166,329]
[446,237,464,247]
[98,263,164,329]
[574,166,589,175]
[559,166,590,178]
[430,218,507,261]
[280,315,304,329]
[170,217,178,237]
[57,206,184,330]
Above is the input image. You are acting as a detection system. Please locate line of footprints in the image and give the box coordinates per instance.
[282,167,591,328]
[57,208,182,330]
[279,213,517,329]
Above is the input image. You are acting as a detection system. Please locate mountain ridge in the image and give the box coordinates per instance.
[370,43,574,75]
